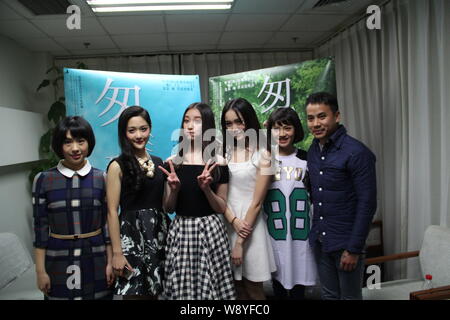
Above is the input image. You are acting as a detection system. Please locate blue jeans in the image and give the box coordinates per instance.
[313,242,364,300]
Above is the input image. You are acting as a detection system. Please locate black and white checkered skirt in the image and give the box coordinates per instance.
[162,214,236,300]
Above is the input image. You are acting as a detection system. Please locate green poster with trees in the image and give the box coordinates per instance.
[209,57,336,151]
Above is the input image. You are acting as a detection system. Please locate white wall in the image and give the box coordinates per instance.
[0,34,53,256]
[0,35,53,113]
[0,107,47,166]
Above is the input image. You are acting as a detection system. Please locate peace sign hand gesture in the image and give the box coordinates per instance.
[197,160,218,190]
[159,160,181,191]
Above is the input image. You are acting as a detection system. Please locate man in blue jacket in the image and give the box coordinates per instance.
[306,92,377,300]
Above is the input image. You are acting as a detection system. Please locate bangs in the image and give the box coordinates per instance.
[274,118,294,128]
[52,116,95,158]
[267,107,304,144]
[66,124,89,140]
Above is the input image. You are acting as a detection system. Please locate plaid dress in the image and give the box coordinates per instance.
[32,161,112,300]
[162,165,235,300]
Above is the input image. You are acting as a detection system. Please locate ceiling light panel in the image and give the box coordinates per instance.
[88,0,232,4]
[87,0,234,12]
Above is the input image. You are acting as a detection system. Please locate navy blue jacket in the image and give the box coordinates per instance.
[307,125,377,254]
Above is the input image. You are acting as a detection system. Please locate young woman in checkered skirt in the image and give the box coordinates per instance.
[106,106,170,299]
[32,116,114,300]
[159,103,235,300]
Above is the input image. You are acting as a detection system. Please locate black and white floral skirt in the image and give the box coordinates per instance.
[162,214,236,300]
[115,208,170,296]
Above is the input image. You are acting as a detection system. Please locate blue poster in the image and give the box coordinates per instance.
[64,68,201,170]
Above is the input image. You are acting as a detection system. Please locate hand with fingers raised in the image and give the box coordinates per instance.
[197,160,218,190]
[159,160,181,192]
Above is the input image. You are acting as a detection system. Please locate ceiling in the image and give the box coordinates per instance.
[0,0,381,57]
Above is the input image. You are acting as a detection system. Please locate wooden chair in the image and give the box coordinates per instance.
[363,220,384,283]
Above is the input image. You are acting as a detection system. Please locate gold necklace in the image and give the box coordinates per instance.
[136,152,155,178]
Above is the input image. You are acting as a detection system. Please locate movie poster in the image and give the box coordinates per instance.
[209,58,336,150]
[64,68,201,170]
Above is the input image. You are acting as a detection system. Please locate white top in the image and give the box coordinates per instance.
[263,150,317,288]
[226,151,276,282]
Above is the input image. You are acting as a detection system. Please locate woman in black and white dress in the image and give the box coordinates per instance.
[106,106,170,299]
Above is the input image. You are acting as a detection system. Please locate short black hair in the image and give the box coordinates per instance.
[52,116,95,159]
[305,92,339,113]
[267,107,304,144]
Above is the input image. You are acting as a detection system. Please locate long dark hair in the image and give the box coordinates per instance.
[117,106,152,191]
[177,102,218,163]
[220,98,263,157]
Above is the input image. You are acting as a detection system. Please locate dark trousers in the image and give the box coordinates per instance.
[272,279,306,300]
[313,242,364,300]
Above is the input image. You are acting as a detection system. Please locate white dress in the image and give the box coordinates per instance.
[263,149,317,289]
[227,151,276,282]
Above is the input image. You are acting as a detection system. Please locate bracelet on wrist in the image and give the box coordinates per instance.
[231,216,237,225]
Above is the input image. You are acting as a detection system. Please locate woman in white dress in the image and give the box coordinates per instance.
[221,98,276,300]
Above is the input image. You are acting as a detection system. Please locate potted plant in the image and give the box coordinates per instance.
[29,62,87,184]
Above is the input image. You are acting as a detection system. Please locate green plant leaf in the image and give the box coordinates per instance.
[49,152,59,165]
[47,101,66,125]
[28,157,59,185]
[52,75,64,87]
[37,79,50,91]
[30,65,71,190]
[46,66,63,75]
[45,66,56,74]
[39,129,53,154]
[29,166,43,185]
[76,62,88,69]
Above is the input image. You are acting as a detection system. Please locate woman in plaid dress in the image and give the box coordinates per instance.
[106,106,170,299]
[32,116,114,300]
[160,103,235,300]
